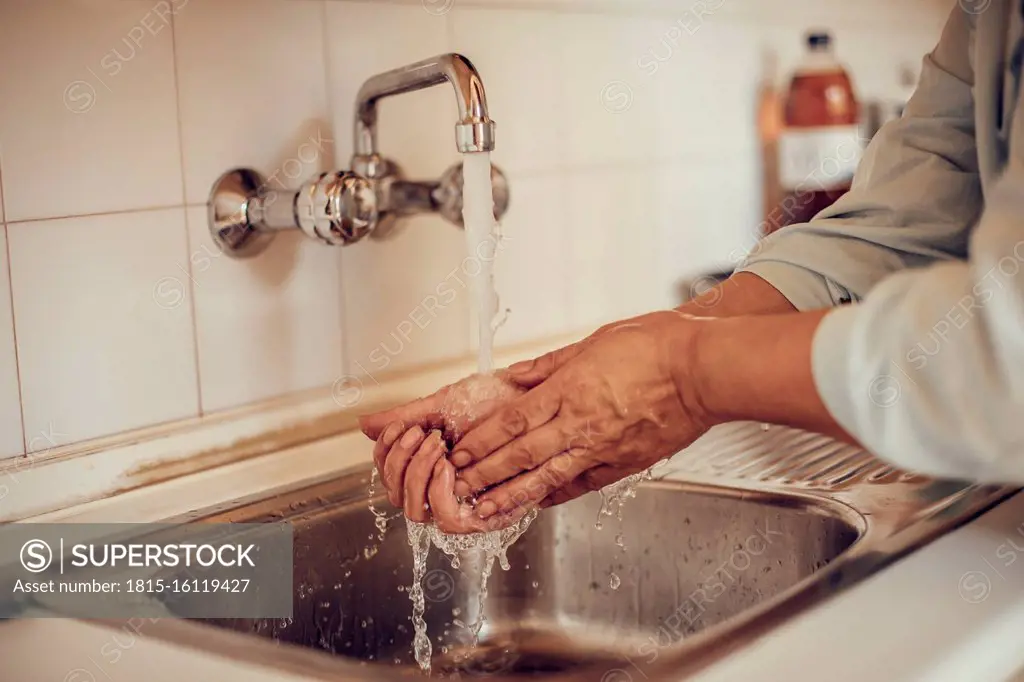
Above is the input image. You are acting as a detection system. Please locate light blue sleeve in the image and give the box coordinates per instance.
[737,7,982,311]
[813,165,1024,481]
[735,8,1024,480]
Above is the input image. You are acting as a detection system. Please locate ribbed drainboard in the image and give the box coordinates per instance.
[664,422,925,491]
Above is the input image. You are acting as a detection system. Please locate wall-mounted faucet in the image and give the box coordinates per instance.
[208,53,510,258]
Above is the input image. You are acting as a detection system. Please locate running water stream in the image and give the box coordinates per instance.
[462,152,501,374]
[403,152,540,673]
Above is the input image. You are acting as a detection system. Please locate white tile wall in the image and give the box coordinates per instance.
[175,0,334,203]
[0,1,183,221]
[8,209,198,450]
[489,175,573,347]
[566,167,663,329]
[0,0,952,457]
[185,207,345,413]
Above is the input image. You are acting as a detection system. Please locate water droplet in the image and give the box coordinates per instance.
[609,573,621,590]
[531,580,539,588]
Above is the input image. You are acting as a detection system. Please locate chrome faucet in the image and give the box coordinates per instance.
[208,53,510,258]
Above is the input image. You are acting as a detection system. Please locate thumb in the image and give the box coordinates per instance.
[503,340,587,388]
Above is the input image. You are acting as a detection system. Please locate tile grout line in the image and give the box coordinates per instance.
[320,0,350,381]
[170,4,205,419]
[0,152,18,456]
[5,204,189,226]
[0,146,6,224]
[0,154,745,226]
[2,225,28,457]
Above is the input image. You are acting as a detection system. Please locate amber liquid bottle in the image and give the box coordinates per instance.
[765,32,862,235]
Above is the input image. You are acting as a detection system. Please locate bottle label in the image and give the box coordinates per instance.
[777,125,864,191]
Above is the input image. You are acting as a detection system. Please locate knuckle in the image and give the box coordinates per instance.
[459,470,484,494]
[508,443,537,470]
[536,351,558,373]
[501,407,529,437]
[548,452,576,475]
[509,489,532,508]
[525,477,551,500]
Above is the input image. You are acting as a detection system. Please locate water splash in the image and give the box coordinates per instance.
[404,510,539,672]
[595,468,655,528]
[406,522,433,671]
[368,468,389,542]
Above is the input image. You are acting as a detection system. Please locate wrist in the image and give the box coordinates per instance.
[662,312,722,432]
[684,309,853,441]
[686,316,733,427]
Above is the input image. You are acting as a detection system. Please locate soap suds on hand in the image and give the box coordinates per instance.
[440,373,524,441]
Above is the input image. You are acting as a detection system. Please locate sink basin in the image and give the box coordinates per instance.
[174,471,859,677]
[122,423,1011,680]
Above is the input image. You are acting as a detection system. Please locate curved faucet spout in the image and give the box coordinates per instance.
[353,53,496,160]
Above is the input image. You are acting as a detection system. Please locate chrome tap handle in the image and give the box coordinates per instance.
[367,159,510,239]
[296,171,377,246]
[207,168,378,257]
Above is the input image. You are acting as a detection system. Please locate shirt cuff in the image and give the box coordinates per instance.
[735,261,838,312]
[810,303,863,443]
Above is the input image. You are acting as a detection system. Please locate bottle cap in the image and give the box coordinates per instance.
[806,31,832,49]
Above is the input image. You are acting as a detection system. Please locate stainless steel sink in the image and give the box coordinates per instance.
[118,423,1014,680]
[180,477,859,676]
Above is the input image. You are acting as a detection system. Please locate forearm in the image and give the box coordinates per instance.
[675,272,797,318]
[683,310,857,444]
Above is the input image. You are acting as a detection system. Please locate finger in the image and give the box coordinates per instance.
[428,460,531,534]
[373,421,405,476]
[474,453,592,519]
[540,465,624,508]
[503,341,586,388]
[403,431,447,523]
[448,385,562,469]
[358,389,448,440]
[454,420,571,498]
[382,426,425,507]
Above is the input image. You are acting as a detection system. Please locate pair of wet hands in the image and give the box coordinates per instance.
[358,310,712,534]
[360,373,531,534]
